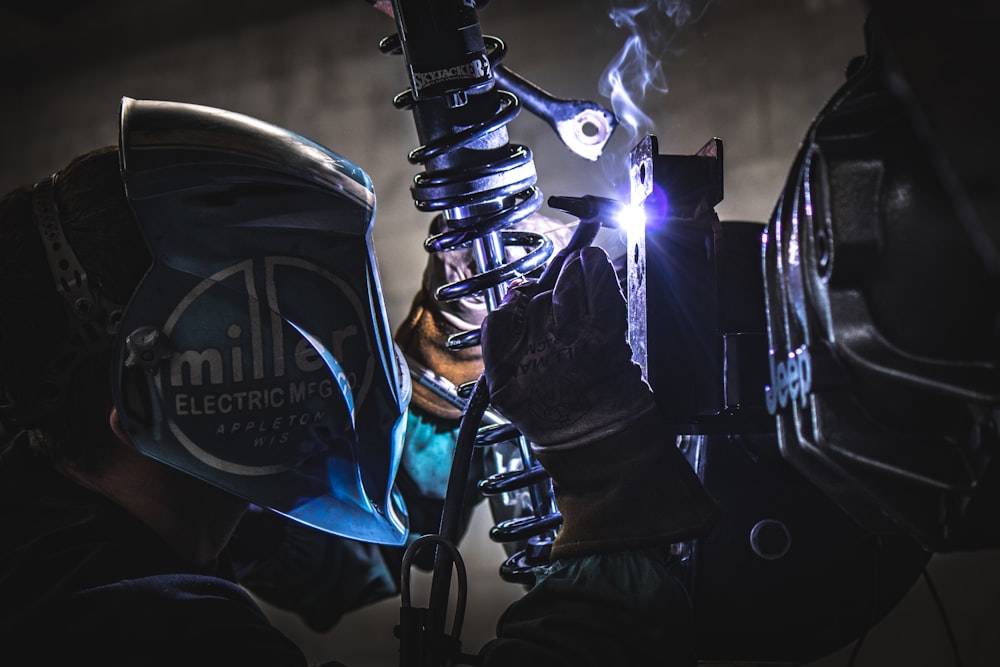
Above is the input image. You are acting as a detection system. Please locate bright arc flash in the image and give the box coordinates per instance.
[616,203,647,236]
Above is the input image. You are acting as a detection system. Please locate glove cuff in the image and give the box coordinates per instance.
[525,386,657,452]
[534,409,719,561]
[510,359,657,450]
[395,290,484,420]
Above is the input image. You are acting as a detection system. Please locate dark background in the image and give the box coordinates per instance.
[2,1,997,665]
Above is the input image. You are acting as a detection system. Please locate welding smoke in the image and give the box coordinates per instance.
[600,0,713,186]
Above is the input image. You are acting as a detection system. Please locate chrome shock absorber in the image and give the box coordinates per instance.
[378,36,552,322]
[380,0,562,589]
[381,5,623,662]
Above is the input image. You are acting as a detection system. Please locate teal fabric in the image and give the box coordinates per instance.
[234,409,467,630]
[401,409,463,500]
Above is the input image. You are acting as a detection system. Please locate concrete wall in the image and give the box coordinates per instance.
[3,0,998,665]
[0,0,868,329]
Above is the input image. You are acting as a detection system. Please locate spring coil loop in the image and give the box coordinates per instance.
[382,31,562,583]
[380,33,554,344]
[475,420,561,583]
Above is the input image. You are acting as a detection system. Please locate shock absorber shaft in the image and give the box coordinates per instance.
[472,232,507,311]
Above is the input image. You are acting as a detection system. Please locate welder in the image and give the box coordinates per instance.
[0,95,716,666]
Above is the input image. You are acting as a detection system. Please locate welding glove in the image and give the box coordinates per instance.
[481,246,718,559]
[395,213,572,421]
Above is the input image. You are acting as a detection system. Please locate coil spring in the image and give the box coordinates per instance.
[474,418,562,583]
[381,31,563,583]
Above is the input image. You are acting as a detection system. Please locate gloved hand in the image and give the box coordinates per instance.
[481,246,717,559]
[395,213,572,420]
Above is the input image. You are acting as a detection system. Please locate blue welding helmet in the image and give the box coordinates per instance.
[112,97,410,546]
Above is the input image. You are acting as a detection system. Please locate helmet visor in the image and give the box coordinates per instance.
[112,98,409,545]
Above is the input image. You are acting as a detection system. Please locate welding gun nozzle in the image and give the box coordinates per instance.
[547,195,627,228]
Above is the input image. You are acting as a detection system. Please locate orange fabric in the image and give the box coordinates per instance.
[394,289,483,420]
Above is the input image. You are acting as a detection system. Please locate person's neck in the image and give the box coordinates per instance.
[61,445,248,569]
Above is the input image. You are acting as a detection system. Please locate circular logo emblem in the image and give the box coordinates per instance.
[158,257,374,475]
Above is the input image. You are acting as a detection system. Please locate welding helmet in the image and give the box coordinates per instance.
[762,15,1000,551]
[112,97,410,546]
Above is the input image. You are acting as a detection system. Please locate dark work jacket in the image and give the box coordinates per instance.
[0,436,320,667]
[0,433,695,667]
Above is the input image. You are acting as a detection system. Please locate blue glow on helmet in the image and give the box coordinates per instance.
[112,97,410,545]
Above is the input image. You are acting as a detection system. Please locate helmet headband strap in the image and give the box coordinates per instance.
[0,177,124,428]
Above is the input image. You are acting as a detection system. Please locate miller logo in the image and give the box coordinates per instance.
[765,345,812,415]
[157,257,375,475]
